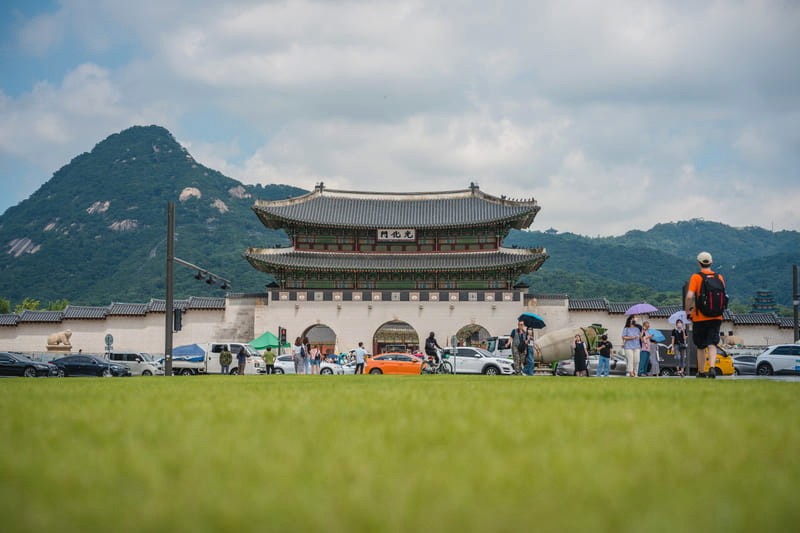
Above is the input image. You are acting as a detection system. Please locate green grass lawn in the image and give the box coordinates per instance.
[1,375,797,532]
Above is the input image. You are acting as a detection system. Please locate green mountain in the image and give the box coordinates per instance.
[1,125,798,310]
[0,125,300,305]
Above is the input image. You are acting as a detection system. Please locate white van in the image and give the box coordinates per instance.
[108,352,163,376]
[485,336,512,358]
[169,342,264,375]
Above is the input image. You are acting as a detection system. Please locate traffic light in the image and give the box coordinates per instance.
[279,327,287,344]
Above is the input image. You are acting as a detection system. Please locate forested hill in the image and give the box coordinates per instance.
[0,125,798,310]
[506,222,800,309]
[0,125,301,305]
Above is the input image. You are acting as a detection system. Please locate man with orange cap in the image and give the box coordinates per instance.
[684,251,726,378]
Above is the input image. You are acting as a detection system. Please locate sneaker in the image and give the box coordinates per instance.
[707,370,716,379]
[696,372,706,378]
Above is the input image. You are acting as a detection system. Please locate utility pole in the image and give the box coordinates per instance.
[793,264,798,343]
[165,202,175,376]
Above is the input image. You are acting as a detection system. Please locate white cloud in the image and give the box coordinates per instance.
[1,0,799,235]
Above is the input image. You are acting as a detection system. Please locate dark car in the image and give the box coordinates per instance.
[732,355,758,375]
[50,354,131,377]
[0,352,57,377]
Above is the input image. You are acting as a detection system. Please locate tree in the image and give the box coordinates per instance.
[0,297,10,314]
[46,299,69,311]
[14,298,41,313]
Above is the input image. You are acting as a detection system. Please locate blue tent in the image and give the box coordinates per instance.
[171,343,206,362]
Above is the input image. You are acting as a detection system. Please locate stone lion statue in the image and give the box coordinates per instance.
[47,329,73,347]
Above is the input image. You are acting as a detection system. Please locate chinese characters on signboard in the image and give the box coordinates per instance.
[377,229,416,242]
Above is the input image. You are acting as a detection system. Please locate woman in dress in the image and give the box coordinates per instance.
[671,319,688,377]
[621,315,642,377]
[572,334,589,377]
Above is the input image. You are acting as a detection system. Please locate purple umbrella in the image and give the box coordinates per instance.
[625,302,658,315]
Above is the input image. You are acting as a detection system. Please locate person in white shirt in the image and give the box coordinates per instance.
[353,342,367,374]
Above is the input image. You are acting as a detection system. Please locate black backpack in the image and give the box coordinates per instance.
[696,271,728,317]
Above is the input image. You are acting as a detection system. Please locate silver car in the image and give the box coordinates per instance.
[556,354,628,376]
[441,346,514,375]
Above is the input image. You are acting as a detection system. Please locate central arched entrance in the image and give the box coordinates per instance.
[301,324,337,356]
[373,320,420,354]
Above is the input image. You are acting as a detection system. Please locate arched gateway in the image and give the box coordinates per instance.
[246,183,549,354]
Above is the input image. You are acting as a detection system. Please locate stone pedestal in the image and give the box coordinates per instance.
[46,345,72,353]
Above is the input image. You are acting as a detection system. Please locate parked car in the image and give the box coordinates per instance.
[365,353,423,375]
[755,344,800,376]
[0,351,57,377]
[440,346,513,375]
[556,354,628,376]
[272,354,344,375]
[108,351,163,376]
[50,354,131,377]
[657,345,734,376]
[732,355,758,375]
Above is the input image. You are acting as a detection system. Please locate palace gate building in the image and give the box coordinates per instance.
[244,182,548,353]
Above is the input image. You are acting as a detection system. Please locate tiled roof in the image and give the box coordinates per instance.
[186,296,226,310]
[147,299,189,312]
[18,310,64,322]
[649,305,682,318]
[778,317,797,329]
[569,298,608,311]
[107,303,148,316]
[245,247,548,273]
[733,313,779,326]
[608,302,638,314]
[63,305,108,319]
[253,184,540,230]
[0,314,19,326]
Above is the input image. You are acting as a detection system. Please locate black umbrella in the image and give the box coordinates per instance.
[518,312,546,329]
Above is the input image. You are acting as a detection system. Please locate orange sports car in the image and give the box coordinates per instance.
[364,353,423,375]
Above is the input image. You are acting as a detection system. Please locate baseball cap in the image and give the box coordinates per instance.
[697,251,713,266]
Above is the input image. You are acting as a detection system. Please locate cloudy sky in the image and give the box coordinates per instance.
[1,0,798,236]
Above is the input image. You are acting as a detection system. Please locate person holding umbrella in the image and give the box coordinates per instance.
[621,315,641,377]
[511,320,528,375]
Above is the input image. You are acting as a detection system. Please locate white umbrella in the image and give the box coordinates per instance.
[668,310,690,324]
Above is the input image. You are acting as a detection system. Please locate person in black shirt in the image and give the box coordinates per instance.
[595,334,613,377]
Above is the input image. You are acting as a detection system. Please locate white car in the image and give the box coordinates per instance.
[441,346,514,375]
[755,344,800,376]
[107,351,163,376]
[273,354,344,375]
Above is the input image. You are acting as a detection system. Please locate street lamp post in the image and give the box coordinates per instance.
[165,202,175,376]
[164,201,233,376]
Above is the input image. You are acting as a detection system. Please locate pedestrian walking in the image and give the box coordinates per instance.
[236,345,247,375]
[310,345,321,374]
[685,251,727,378]
[263,346,275,375]
[219,347,232,374]
[595,334,612,377]
[573,334,589,377]
[622,315,641,377]
[638,321,653,376]
[671,319,688,377]
[292,337,304,374]
[353,342,367,374]
[510,320,528,375]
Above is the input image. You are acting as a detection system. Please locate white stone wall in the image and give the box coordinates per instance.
[0,296,795,355]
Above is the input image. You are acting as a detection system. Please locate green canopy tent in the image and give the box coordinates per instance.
[249,330,291,350]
